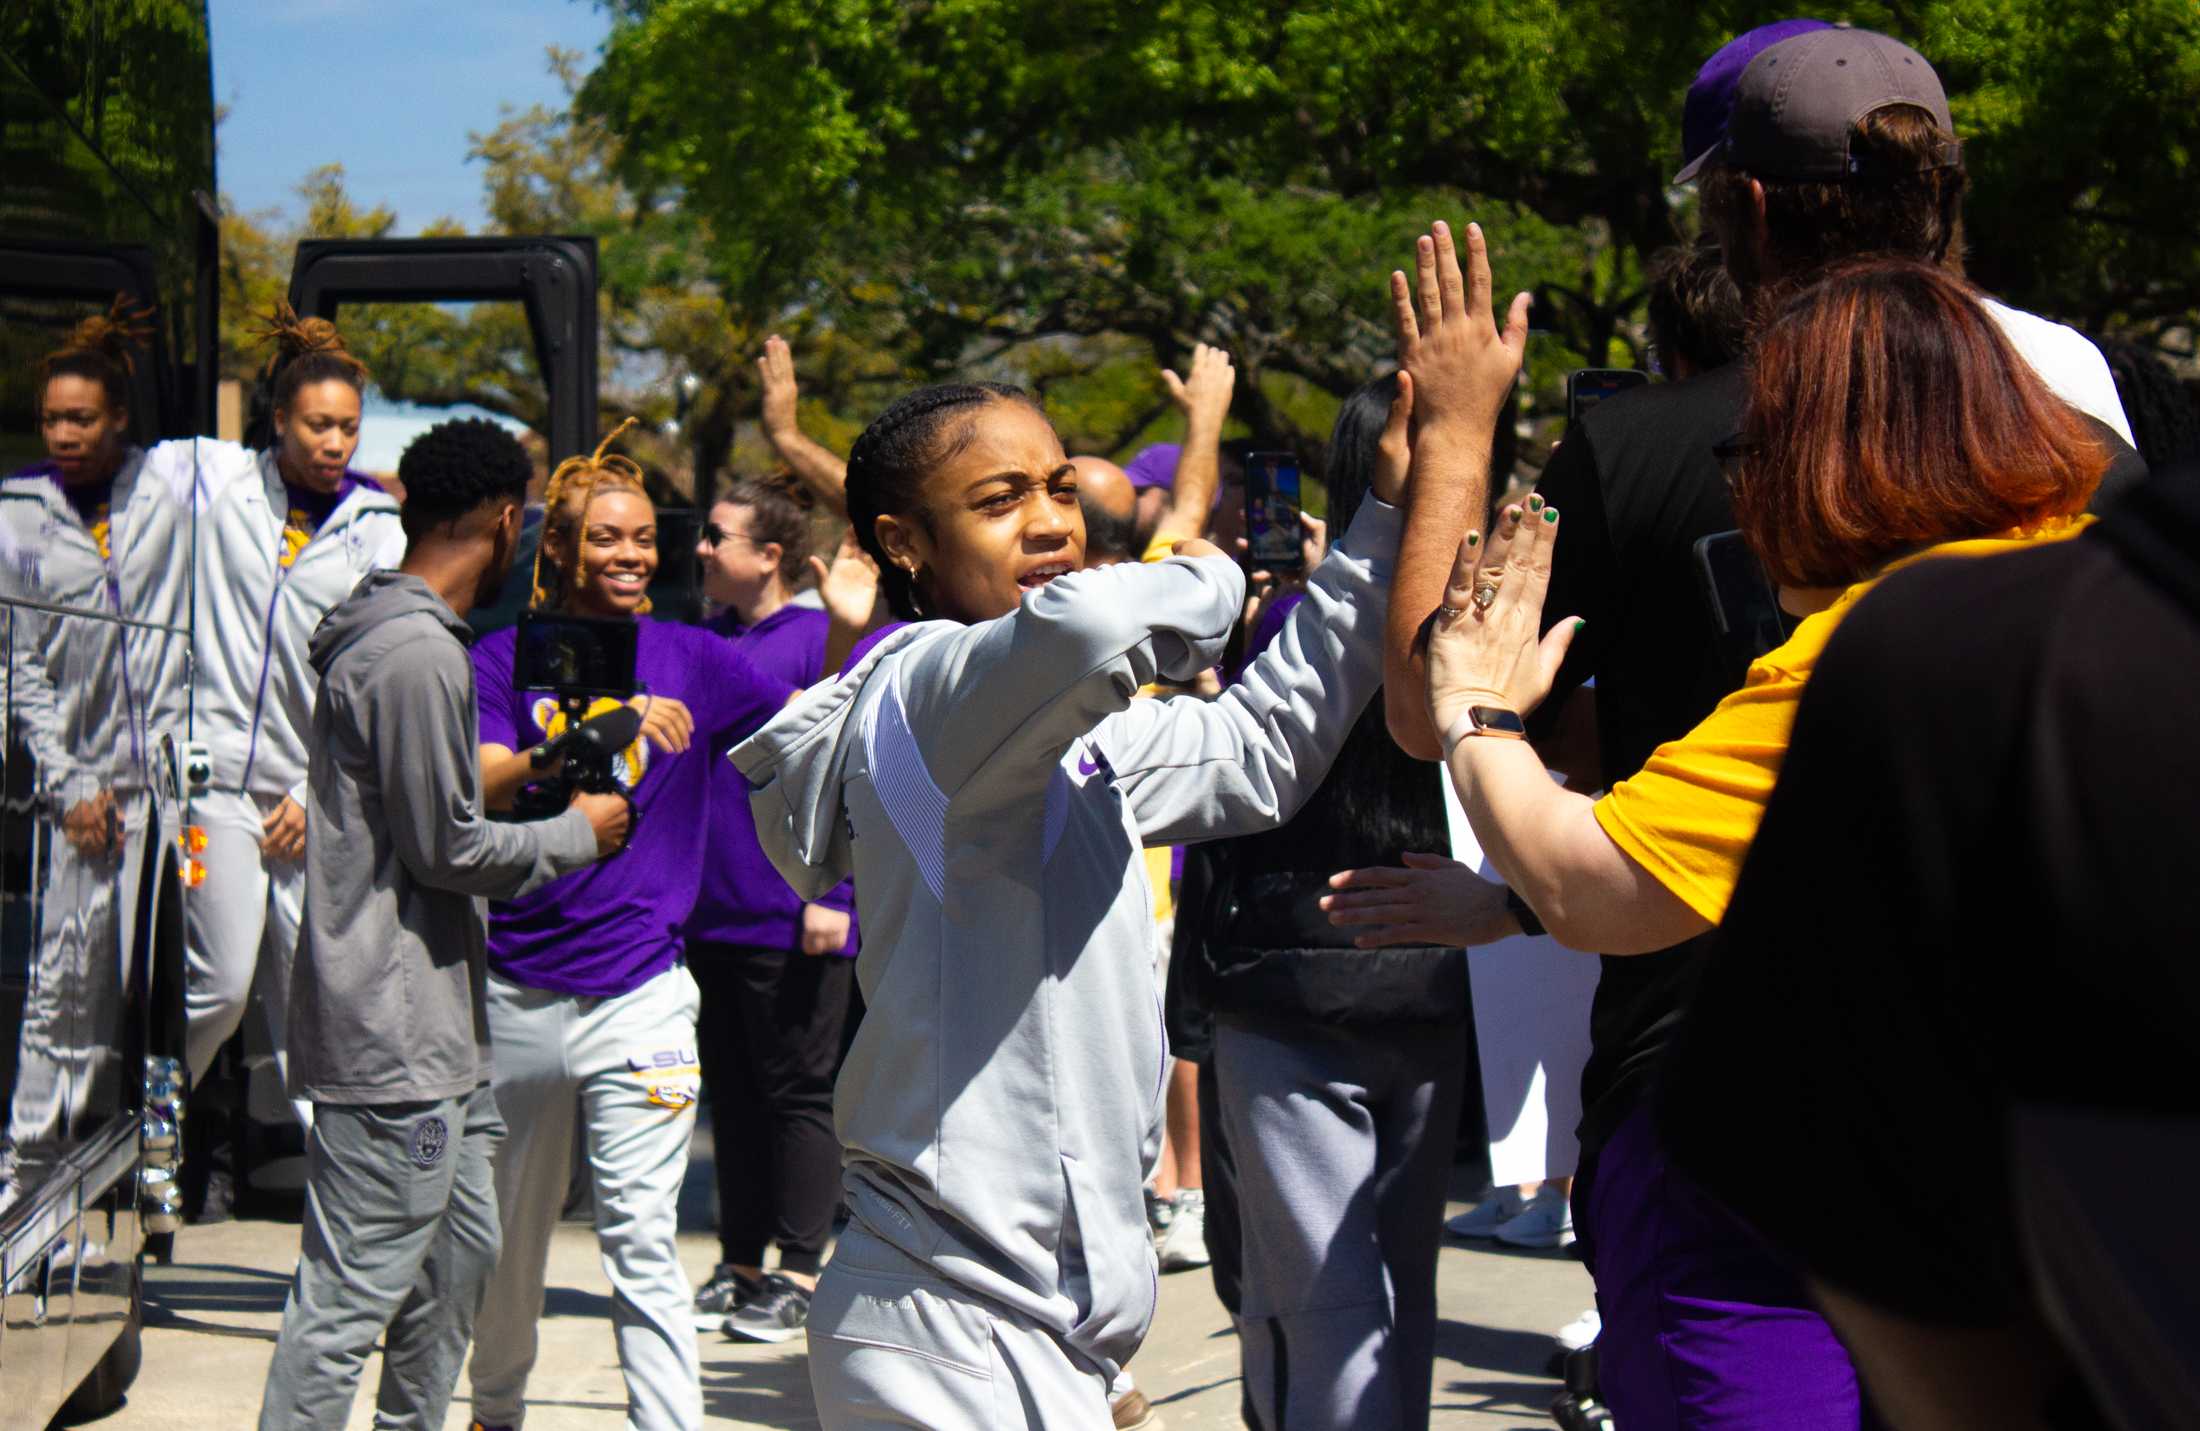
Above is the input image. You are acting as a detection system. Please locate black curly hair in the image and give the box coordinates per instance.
[844,381,1040,619]
[396,417,533,540]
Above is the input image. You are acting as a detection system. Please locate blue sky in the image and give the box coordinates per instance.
[209,0,612,231]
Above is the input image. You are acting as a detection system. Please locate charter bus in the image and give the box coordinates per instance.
[0,1,218,1419]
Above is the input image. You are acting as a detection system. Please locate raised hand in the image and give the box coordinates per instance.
[758,334,800,441]
[1161,342,1236,431]
[1389,220,1532,435]
[1372,370,1414,506]
[810,526,881,633]
[1426,494,1580,739]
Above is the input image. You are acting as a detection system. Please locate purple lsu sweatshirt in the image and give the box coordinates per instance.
[691,604,858,955]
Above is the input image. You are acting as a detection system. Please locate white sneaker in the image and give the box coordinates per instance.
[1494,1185,1575,1249]
[1445,1187,1526,1240]
[1554,1307,1601,1352]
[1158,1188,1210,1271]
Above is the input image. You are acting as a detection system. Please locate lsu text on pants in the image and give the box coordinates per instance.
[469,963,704,1431]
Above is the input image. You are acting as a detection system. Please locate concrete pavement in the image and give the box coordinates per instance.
[114,1124,1591,1429]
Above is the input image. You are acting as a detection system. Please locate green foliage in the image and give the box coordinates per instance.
[584,0,2200,459]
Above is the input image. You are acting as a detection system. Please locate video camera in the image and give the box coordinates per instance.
[508,613,642,830]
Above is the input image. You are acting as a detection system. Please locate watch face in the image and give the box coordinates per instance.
[1469,705,1528,735]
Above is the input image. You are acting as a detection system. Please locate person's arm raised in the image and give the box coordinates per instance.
[1155,343,1236,541]
[1384,220,1532,760]
[758,335,848,517]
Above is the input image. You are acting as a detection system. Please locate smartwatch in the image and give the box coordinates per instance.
[1444,703,1529,749]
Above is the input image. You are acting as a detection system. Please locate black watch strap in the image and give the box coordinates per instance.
[1504,886,1546,938]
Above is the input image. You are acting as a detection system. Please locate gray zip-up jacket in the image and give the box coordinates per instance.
[288,570,596,1105]
[0,449,196,802]
[734,497,1400,1376]
[183,440,406,800]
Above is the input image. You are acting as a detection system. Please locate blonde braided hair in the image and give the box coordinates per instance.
[530,416,654,613]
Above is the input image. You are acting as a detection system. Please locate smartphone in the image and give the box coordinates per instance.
[1567,368,1649,425]
[1693,531,1793,663]
[1243,452,1304,570]
[513,612,639,698]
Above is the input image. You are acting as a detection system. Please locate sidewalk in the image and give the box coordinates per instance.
[118,1123,1590,1428]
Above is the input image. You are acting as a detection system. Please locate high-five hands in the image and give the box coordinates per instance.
[1426,494,1582,743]
[1389,221,1531,436]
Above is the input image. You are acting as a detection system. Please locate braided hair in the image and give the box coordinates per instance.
[531,416,653,613]
[720,474,817,586]
[254,302,369,409]
[41,295,154,413]
[844,382,1038,620]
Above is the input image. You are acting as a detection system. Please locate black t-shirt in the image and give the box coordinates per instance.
[1657,487,2200,1330]
[1530,364,1752,1153]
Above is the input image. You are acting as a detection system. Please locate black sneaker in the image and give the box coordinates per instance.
[724,1272,810,1344]
[693,1264,763,1331]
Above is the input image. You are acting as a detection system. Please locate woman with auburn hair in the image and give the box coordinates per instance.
[1327,257,2106,1430]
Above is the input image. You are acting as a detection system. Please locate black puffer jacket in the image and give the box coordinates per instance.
[1178,694,1468,1029]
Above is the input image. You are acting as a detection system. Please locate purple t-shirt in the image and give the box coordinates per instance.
[473,617,794,996]
[691,605,858,955]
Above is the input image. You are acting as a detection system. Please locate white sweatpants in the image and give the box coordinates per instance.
[469,964,703,1431]
[183,787,305,1093]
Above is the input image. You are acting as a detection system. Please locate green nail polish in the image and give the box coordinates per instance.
[1573,619,1586,633]
[1465,531,1480,547]
[1526,494,1544,512]
[1543,508,1558,523]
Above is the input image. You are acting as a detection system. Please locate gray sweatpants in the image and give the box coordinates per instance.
[807,1223,1113,1429]
[257,1084,503,1431]
[1214,1013,1467,1431]
[469,964,703,1431]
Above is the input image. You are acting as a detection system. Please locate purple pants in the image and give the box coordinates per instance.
[1573,1105,1866,1431]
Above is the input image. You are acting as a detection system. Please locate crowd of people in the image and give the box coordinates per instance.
[11,14,2196,1431]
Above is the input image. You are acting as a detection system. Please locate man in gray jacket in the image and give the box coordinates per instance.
[259,418,629,1431]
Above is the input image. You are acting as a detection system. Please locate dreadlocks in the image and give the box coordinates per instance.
[530,416,652,612]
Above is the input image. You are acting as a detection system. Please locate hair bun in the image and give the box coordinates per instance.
[59,294,155,371]
[254,301,351,374]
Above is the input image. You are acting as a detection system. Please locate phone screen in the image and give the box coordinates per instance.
[513,613,640,697]
[1692,531,1793,662]
[1567,368,1650,425]
[1243,452,1304,569]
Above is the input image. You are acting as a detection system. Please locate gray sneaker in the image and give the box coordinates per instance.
[692,1264,762,1331]
[726,1272,812,1343]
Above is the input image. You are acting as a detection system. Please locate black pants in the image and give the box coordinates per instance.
[690,944,853,1276]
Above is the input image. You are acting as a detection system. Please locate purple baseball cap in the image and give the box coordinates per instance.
[1125,443,1181,491]
[1675,18,1835,184]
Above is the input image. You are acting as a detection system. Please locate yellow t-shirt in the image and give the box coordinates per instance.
[1593,520,2090,925]
[1141,529,1192,566]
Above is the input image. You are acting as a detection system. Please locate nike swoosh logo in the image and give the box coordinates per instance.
[1077,754,1103,776]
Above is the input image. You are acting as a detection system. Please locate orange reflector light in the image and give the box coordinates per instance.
[179,825,208,855]
[183,858,207,889]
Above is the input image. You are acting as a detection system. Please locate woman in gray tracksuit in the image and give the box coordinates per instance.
[734,381,1408,1428]
[176,313,404,1120]
[0,309,200,1197]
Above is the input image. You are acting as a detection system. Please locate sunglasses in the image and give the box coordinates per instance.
[701,523,760,550]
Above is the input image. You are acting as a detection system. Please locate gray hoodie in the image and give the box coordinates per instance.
[734,498,1401,1377]
[288,569,596,1105]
